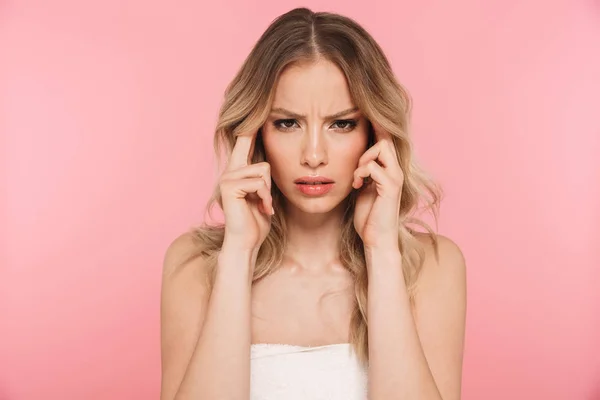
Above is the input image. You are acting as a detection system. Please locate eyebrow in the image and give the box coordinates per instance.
[270,106,360,120]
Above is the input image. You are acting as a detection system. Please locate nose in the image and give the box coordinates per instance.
[300,125,328,168]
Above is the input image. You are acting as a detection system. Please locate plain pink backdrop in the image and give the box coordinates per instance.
[2,0,599,399]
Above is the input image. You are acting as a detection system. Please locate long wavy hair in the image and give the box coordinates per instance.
[185,7,442,366]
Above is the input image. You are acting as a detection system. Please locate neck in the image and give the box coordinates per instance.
[282,200,348,272]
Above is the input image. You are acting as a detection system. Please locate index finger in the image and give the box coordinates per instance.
[371,120,399,160]
[227,131,257,170]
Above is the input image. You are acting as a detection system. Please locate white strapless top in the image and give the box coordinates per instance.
[250,343,368,400]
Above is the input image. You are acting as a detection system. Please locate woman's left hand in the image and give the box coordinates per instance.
[353,122,404,252]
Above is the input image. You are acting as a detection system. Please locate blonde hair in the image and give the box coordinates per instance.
[185,7,442,366]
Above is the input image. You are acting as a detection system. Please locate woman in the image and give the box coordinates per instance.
[160,7,467,400]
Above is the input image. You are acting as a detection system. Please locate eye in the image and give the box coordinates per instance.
[331,119,358,132]
[273,119,299,132]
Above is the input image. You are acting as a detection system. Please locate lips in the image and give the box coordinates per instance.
[294,177,335,196]
[294,176,334,184]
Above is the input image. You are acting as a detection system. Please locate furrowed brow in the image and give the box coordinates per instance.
[270,107,359,120]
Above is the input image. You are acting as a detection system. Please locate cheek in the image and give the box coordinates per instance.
[337,136,369,170]
[262,132,289,179]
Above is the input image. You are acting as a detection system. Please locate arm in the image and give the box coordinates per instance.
[366,234,467,400]
[160,232,256,400]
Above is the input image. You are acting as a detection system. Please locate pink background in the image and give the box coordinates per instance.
[2,0,599,399]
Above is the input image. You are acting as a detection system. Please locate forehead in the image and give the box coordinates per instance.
[272,60,355,112]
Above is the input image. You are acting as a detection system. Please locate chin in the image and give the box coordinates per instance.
[282,190,350,215]
[294,201,337,214]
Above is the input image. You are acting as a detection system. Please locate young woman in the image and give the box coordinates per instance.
[160,7,467,400]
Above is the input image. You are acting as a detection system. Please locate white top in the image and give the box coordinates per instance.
[250,343,368,400]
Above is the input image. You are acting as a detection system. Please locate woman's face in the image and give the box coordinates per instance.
[262,59,370,214]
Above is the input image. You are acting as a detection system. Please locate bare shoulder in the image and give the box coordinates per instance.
[162,230,209,278]
[414,231,467,285]
[160,229,212,330]
[411,232,467,400]
[161,229,212,325]
[411,231,467,318]
[160,230,212,399]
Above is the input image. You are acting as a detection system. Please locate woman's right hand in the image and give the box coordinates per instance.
[219,130,273,254]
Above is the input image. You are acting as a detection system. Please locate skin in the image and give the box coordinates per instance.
[160,59,467,400]
[252,60,369,345]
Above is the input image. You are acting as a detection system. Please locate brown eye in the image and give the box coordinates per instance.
[273,119,298,131]
[331,119,358,131]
